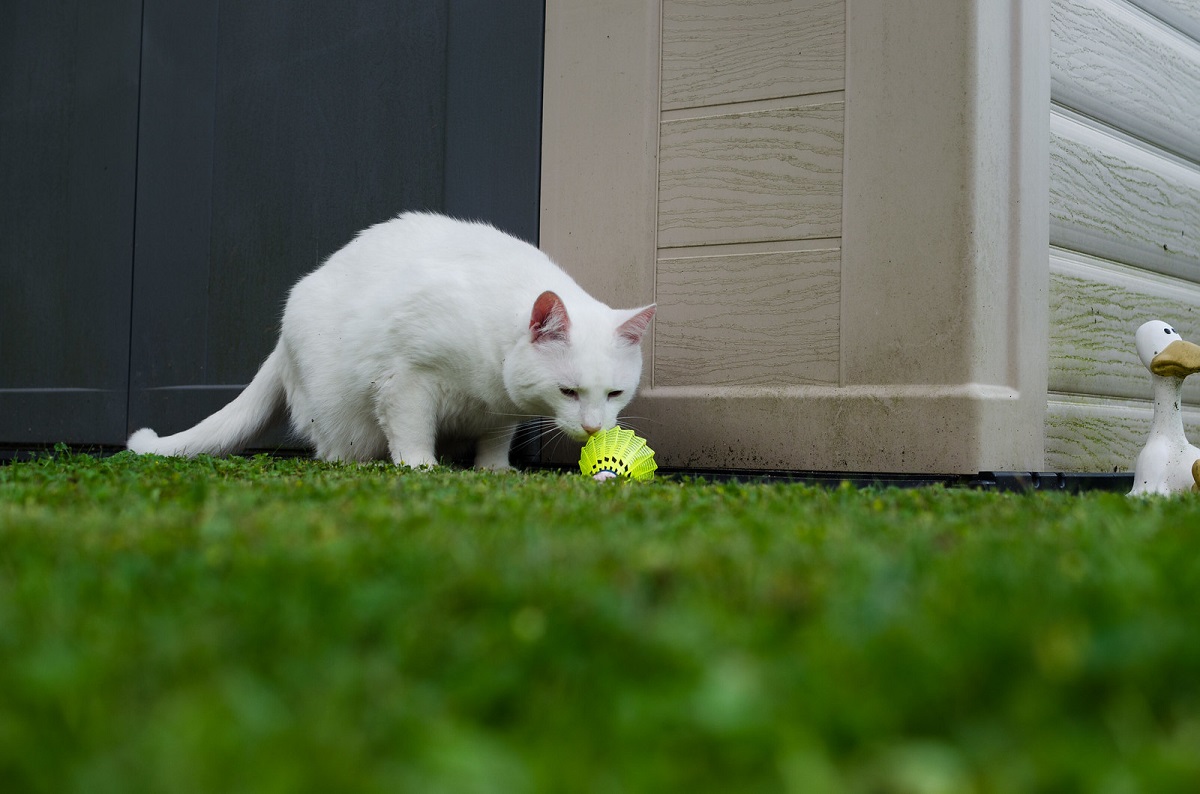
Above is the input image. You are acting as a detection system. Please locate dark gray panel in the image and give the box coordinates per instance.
[444,0,545,244]
[0,0,141,444]
[443,0,545,465]
[0,390,128,446]
[134,386,295,451]
[127,0,221,398]
[129,0,451,437]
[204,0,450,384]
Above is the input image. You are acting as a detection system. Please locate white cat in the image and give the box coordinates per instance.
[127,212,656,469]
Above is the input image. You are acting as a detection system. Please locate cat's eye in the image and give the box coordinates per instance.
[607,390,624,400]
[560,388,579,399]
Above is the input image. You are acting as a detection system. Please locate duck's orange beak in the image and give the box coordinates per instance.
[1150,339,1200,378]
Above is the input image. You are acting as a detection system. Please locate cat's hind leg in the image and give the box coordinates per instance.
[312,427,387,463]
[474,424,516,471]
[289,387,386,462]
[373,372,439,468]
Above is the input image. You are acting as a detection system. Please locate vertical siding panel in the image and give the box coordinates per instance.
[654,1,845,394]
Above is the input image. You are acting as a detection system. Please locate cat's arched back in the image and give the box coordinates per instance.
[128,212,655,469]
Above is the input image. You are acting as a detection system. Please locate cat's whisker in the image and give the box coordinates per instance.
[504,422,549,441]
[496,418,561,447]
[509,428,561,456]
[508,427,577,461]
[476,416,552,441]
[507,436,540,456]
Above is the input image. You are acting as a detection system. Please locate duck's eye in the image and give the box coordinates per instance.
[560,388,579,399]
[607,390,624,400]
[1166,328,1176,334]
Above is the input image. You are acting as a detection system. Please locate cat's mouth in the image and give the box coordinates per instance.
[556,420,595,443]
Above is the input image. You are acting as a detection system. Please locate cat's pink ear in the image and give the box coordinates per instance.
[530,291,571,344]
[617,304,657,345]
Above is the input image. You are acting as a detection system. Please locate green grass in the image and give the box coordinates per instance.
[2,451,1200,793]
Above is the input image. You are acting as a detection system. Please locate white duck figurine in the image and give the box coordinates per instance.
[1129,320,1200,496]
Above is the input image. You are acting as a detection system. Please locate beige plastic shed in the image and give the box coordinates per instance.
[539,0,1200,475]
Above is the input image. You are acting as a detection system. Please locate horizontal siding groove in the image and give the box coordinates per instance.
[660,91,846,122]
[1128,0,1200,41]
[1049,394,1200,417]
[1052,0,1200,166]
[0,388,111,395]
[1050,108,1200,280]
[658,102,843,248]
[1051,102,1200,172]
[1051,245,1200,302]
[1049,247,1200,403]
[660,0,844,111]
[654,248,839,388]
[658,237,841,258]
[1093,0,1200,46]
[1049,391,1156,409]
[1046,393,1200,472]
[642,384,1023,401]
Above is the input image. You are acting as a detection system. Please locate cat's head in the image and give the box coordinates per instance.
[503,290,656,442]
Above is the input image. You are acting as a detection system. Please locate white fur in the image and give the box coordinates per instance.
[127,212,656,469]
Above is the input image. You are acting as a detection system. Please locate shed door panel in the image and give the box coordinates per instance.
[128,0,451,440]
[0,1,141,445]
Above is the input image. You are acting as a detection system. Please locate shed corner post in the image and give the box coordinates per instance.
[841,0,1051,473]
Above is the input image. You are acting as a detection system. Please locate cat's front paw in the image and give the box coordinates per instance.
[392,453,439,470]
[399,463,441,472]
[476,461,515,473]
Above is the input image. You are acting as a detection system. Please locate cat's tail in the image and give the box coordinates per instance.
[127,345,287,458]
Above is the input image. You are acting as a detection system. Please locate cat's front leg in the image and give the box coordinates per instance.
[474,424,516,471]
[374,373,439,469]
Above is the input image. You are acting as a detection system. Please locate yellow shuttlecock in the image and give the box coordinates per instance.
[578,427,657,481]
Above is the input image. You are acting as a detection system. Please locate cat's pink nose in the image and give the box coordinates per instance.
[583,424,601,437]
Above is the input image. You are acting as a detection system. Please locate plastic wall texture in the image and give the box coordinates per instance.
[540,0,1051,474]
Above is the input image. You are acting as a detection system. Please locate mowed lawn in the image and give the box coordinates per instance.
[2,452,1199,792]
